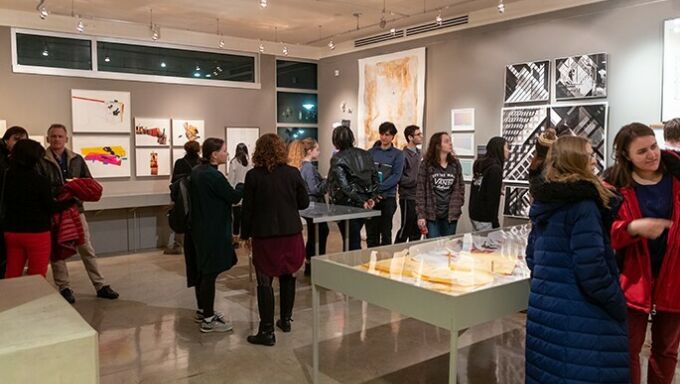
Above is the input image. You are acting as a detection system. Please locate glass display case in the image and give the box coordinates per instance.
[311,224,532,384]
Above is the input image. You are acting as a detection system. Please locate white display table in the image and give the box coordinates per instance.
[0,276,99,383]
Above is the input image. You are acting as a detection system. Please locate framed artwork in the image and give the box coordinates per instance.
[501,106,550,184]
[71,89,131,133]
[277,127,317,145]
[477,145,487,157]
[555,53,607,100]
[663,18,680,121]
[71,134,131,178]
[0,120,6,131]
[135,118,170,146]
[504,61,550,104]
[136,148,170,177]
[226,127,259,161]
[452,132,475,157]
[459,158,474,182]
[172,119,204,147]
[654,128,666,149]
[503,185,532,219]
[549,103,608,175]
[451,108,475,132]
[29,135,45,147]
[358,47,426,149]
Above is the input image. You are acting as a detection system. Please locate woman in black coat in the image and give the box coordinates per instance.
[242,134,310,346]
[189,138,243,333]
[469,137,508,230]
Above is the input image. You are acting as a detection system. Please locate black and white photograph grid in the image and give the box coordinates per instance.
[503,185,532,218]
[504,61,550,104]
[549,103,608,175]
[555,53,608,100]
[501,107,550,183]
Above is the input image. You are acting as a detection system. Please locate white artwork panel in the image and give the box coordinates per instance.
[136,147,171,177]
[71,89,131,133]
[664,18,680,121]
[71,134,131,178]
[172,119,205,147]
[135,118,170,146]
[226,127,259,161]
[451,108,475,132]
[452,132,475,157]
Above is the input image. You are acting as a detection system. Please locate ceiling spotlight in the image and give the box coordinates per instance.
[195,65,201,71]
[76,18,85,33]
[41,48,49,57]
[258,42,265,53]
[328,40,335,50]
[390,27,396,36]
[38,7,49,20]
[259,0,268,8]
[151,25,160,41]
[435,11,443,26]
[205,74,211,78]
[379,17,387,29]
[219,39,225,48]
[160,61,167,68]
[282,45,289,56]
[497,0,505,14]
[104,55,111,62]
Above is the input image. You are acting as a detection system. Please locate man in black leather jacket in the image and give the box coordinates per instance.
[327,126,379,250]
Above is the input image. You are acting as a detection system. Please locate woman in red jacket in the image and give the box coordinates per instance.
[609,122,680,384]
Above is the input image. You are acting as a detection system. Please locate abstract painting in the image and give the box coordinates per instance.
[503,186,531,218]
[135,118,170,146]
[451,108,475,132]
[555,53,607,100]
[136,148,170,177]
[277,127,317,145]
[501,106,550,183]
[71,90,131,133]
[459,158,474,182]
[452,132,475,157]
[504,61,550,104]
[358,47,426,149]
[226,127,260,161]
[71,134,131,178]
[663,18,680,121]
[549,103,608,175]
[172,119,205,147]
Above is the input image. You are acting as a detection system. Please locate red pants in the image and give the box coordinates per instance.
[628,308,680,384]
[4,232,51,278]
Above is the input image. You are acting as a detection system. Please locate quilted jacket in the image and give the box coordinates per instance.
[525,180,629,384]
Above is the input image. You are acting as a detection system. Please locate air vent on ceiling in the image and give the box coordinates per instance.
[353,15,469,48]
[354,29,405,48]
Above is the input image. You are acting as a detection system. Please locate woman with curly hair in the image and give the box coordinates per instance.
[241,134,310,346]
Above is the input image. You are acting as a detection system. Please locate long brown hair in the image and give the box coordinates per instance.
[608,123,661,188]
[287,140,304,169]
[424,132,456,167]
[253,133,288,172]
[544,136,613,208]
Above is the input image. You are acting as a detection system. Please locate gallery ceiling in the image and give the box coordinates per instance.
[0,0,523,46]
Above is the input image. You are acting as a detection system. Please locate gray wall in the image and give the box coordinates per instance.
[319,0,680,231]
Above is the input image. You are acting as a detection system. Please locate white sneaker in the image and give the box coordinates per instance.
[200,314,233,333]
[194,310,223,324]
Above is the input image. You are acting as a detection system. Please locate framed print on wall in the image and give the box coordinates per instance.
[504,60,550,104]
[135,118,170,146]
[226,127,260,161]
[71,134,131,178]
[71,89,131,133]
[451,132,475,157]
[503,185,531,219]
[663,18,680,121]
[459,158,474,182]
[501,106,550,184]
[135,147,171,177]
[451,108,475,132]
[555,53,607,100]
[172,119,204,147]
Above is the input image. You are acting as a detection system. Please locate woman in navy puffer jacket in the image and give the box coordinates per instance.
[525,136,629,384]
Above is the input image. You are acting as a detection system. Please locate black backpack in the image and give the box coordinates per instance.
[168,175,191,234]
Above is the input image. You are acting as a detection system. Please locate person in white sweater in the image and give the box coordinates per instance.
[227,143,253,245]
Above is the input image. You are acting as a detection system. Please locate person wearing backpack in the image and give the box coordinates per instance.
[189,138,244,333]
[166,141,200,255]
[227,143,252,248]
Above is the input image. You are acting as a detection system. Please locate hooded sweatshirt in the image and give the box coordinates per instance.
[468,156,503,226]
[368,142,405,198]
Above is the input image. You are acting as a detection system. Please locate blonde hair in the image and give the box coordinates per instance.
[544,136,613,208]
[287,140,305,169]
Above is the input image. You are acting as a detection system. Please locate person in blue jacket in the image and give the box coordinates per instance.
[365,122,405,247]
[525,135,630,384]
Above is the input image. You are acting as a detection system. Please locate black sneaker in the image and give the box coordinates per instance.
[60,288,76,304]
[96,285,119,300]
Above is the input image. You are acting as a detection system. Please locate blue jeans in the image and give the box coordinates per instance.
[426,219,457,239]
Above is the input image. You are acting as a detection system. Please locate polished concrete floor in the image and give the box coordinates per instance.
[43,230,676,384]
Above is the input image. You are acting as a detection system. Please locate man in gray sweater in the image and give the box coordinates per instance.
[395,125,423,243]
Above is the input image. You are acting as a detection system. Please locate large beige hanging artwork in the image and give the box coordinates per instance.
[357,47,426,149]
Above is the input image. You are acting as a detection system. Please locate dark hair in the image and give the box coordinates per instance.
[424,132,456,167]
[234,143,249,167]
[201,138,225,163]
[184,141,200,158]
[253,133,288,172]
[664,118,680,142]
[378,121,397,136]
[10,139,45,169]
[2,126,28,141]
[332,125,354,151]
[404,125,419,143]
[47,123,67,136]
[474,137,506,174]
[609,122,661,188]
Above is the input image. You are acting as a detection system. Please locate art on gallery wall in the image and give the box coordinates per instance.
[452,132,475,157]
[226,127,260,162]
[29,135,45,147]
[0,120,6,131]
[172,147,185,165]
[555,53,607,100]
[549,103,608,175]
[503,186,531,219]
[135,118,170,146]
[459,158,474,182]
[71,89,131,133]
[172,119,205,147]
[663,18,680,121]
[501,106,550,183]
[451,108,475,132]
[71,134,131,178]
[357,47,426,149]
[504,61,550,104]
[277,127,317,145]
[136,148,170,177]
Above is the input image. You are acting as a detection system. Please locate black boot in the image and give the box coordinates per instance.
[247,286,276,346]
[276,275,296,333]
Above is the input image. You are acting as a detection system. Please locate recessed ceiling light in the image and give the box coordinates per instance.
[259,0,268,9]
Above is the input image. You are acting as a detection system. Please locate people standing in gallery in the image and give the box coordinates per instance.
[0,125,28,279]
[395,125,423,244]
[608,123,680,384]
[664,118,680,153]
[38,124,119,304]
[227,143,252,247]
[525,135,629,384]
[468,137,509,231]
[165,140,201,255]
[189,138,244,333]
[415,132,465,239]
[3,140,75,278]
[327,125,379,251]
[365,122,404,247]
[241,134,309,346]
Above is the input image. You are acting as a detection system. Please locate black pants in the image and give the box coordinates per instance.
[305,218,329,260]
[232,206,242,236]
[256,271,296,326]
[338,218,365,251]
[395,198,421,243]
[197,272,220,318]
[365,197,397,248]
